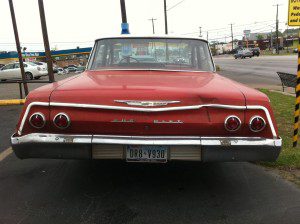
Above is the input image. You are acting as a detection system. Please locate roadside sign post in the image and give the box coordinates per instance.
[288,0,300,147]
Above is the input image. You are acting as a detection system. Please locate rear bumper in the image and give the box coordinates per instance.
[11,133,282,162]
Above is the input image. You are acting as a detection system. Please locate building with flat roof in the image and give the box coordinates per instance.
[0,47,92,66]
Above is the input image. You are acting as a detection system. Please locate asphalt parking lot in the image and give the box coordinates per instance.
[1,63,300,223]
[1,147,300,224]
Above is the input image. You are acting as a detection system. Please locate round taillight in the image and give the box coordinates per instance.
[250,116,266,132]
[225,116,241,132]
[29,113,46,129]
[53,113,70,129]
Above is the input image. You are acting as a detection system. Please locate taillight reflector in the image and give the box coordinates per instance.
[29,113,46,129]
[53,113,70,129]
[225,116,241,132]
[249,116,266,132]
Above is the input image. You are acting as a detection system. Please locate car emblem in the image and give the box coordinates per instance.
[114,100,180,107]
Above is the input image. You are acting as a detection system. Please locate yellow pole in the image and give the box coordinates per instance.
[293,28,300,147]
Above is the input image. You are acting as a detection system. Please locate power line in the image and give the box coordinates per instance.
[181,20,282,36]
[167,0,186,11]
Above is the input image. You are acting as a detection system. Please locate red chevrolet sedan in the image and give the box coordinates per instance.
[11,36,281,163]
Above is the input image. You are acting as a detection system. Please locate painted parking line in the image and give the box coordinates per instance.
[0,147,13,162]
[0,99,25,106]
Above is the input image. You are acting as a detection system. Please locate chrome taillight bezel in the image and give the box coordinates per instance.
[29,112,46,129]
[249,116,266,132]
[53,113,71,129]
[224,115,242,132]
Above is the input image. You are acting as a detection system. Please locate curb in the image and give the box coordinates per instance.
[0,99,25,106]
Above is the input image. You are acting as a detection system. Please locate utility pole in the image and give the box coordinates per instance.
[148,18,157,34]
[8,0,29,96]
[120,0,129,34]
[273,4,282,54]
[199,27,202,38]
[270,29,273,50]
[164,0,168,34]
[38,0,55,83]
[230,23,234,52]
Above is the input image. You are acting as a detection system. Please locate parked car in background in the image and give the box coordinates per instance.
[53,67,58,74]
[0,62,48,81]
[66,66,77,73]
[234,49,253,59]
[75,66,86,74]
[11,36,281,163]
[32,61,47,70]
[250,47,260,57]
[57,68,65,75]
[0,64,5,69]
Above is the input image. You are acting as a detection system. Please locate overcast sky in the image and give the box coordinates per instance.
[0,0,289,51]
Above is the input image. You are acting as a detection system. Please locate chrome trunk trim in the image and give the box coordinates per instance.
[18,102,277,138]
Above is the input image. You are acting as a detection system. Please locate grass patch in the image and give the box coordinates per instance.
[261,51,297,56]
[260,89,300,170]
[260,89,300,186]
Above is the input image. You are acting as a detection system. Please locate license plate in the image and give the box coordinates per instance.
[126,145,168,163]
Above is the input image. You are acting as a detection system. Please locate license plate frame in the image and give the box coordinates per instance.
[125,145,169,163]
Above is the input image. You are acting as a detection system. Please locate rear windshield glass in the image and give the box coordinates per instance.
[88,38,214,72]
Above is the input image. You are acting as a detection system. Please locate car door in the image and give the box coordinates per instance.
[12,63,30,79]
[11,63,22,79]
[0,63,15,80]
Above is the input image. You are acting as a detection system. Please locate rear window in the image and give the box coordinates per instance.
[88,37,214,72]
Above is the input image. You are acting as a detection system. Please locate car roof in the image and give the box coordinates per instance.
[95,34,208,43]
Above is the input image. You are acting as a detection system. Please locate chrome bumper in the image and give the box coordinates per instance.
[11,133,282,162]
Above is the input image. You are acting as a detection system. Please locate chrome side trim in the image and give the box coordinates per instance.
[18,102,277,138]
[11,133,281,147]
[247,105,276,139]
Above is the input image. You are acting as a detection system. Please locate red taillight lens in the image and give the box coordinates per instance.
[29,113,45,129]
[225,116,241,131]
[250,116,266,132]
[53,113,70,129]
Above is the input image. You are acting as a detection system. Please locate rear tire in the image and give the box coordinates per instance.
[25,72,33,80]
